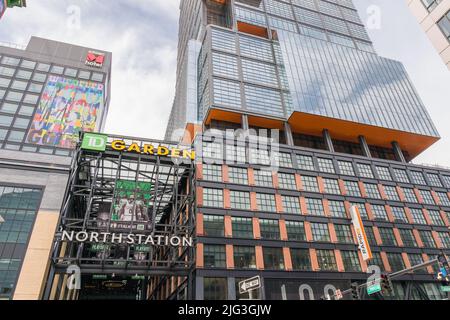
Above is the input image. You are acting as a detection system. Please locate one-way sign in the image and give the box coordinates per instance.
[239,276,261,294]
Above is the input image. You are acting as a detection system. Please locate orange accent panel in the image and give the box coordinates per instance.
[222,165,229,183]
[272,172,279,189]
[288,112,439,159]
[379,185,388,200]
[197,213,204,237]
[248,168,255,186]
[413,229,425,248]
[385,205,395,223]
[380,252,392,273]
[402,253,412,269]
[255,246,264,270]
[414,189,424,204]
[344,201,352,219]
[226,245,234,269]
[397,186,406,202]
[358,181,367,198]
[432,231,443,249]
[300,197,308,215]
[205,108,242,126]
[283,247,293,271]
[224,189,231,209]
[237,21,269,38]
[310,249,319,271]
[441,210,450,227]
[304,222,313,242]
[253,217,261,239]
[404,207,415,224]
[338,180,347,196]
[358,251,368,273]
[196,243,204,268]
[248,115,284,129]
[196,164,203,180]
[393,228,404,247]
[373,227,383,246]
[323,199,331,217]
[275,194,283,214]
[422,254,435,274]
[279,220,288,241]
[224,216,232,238]
[328,223,337,243]
[295,174,303,191]
[250,192,257,211]
[197,187,203,207]
[317,177,325,193]
[422,209,433,226]
[365,203,375,221]
[431,191,441,206]
[335,250,345,272]
[183,123,203,144]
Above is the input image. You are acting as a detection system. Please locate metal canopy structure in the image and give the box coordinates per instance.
[43,134,196,300]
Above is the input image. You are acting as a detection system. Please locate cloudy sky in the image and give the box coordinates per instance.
[1,0,449,166]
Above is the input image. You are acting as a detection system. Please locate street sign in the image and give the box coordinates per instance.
[239,276,261,294]
[367,278,382,295]
[367,284,382,295]
[350,206,373,261]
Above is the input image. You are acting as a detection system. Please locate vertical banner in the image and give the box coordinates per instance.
[350,205,373,261]
[26,76,104,149]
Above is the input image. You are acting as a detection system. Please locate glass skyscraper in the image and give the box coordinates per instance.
[161,0,450,301]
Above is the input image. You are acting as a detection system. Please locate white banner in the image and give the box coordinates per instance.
[350,206,373,261]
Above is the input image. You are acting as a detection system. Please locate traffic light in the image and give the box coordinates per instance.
[351,282,360,300]
[381,273,393,294]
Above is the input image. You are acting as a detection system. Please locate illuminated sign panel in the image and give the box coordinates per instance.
[80,133,196,160]
[27,76,104,148]
[85,51,105,68]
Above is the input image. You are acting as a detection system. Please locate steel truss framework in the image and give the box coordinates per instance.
[43,134,196,300]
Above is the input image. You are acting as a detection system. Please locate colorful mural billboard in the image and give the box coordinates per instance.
[26,76,104,149]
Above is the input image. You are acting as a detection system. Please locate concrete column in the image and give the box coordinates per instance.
[322,129,334,152]
[284,122,294,146]
[228,277,236,300]
[195,276,204,300]
[358,135,372,158]
[242,114,249,131]
[392,141,406,163]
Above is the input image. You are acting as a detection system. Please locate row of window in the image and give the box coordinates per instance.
[0,55,104,82]
[201,188,450,226]
[201,215,450,248]
[202,244,437,274]
[200,145,450,189]
[202,165,450,205]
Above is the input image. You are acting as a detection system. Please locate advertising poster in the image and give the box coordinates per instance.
[26,75,104,149]
[111,180,152,231]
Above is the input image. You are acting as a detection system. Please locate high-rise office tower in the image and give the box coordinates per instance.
[0,37,111,300]
[163,0,450,300]
[406,0,450,70]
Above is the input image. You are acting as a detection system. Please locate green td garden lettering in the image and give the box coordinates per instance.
[81,133,195,160]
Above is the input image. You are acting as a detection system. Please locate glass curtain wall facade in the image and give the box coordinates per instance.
[163,0,450,301]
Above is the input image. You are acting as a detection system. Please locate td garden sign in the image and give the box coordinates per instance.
[81,132,195,160]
